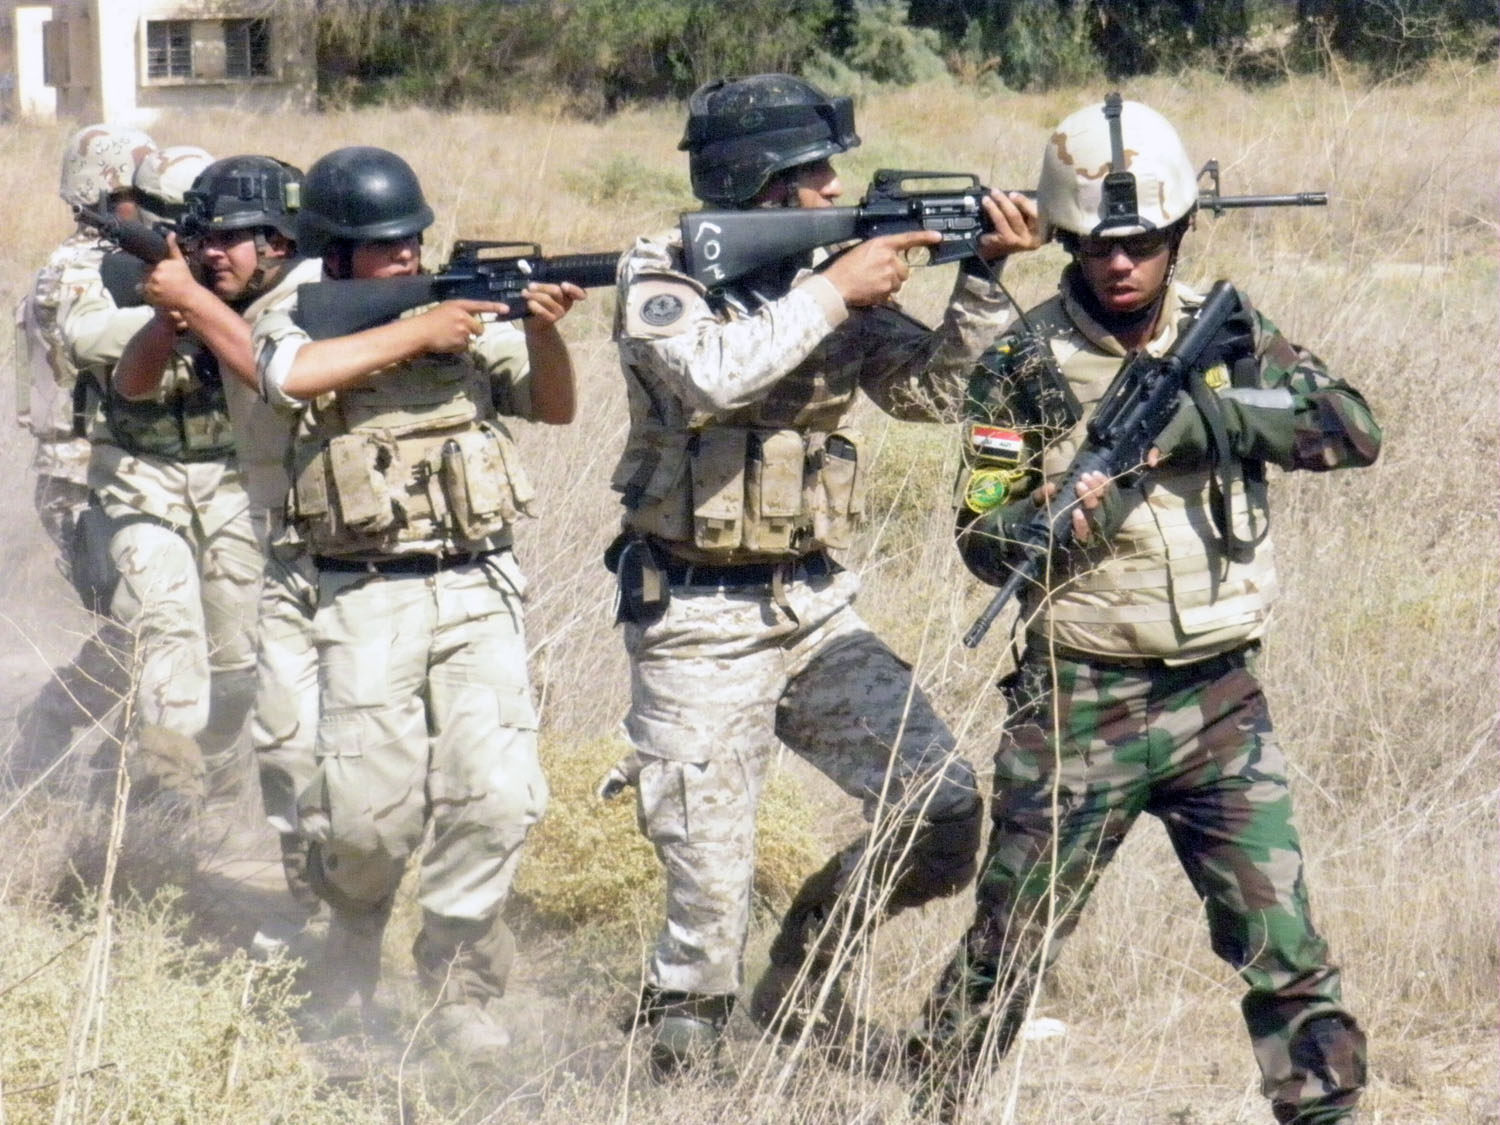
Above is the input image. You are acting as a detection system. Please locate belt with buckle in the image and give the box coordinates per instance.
[314,550,493,575]
[663,552,836,590]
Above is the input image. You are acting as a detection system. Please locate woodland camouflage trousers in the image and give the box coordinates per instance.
[920,644,1366,1124]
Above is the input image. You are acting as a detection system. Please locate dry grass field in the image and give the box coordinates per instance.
[0,59,1495,1124]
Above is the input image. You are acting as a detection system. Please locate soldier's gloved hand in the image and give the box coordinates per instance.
[1149,391,1208,468]
[1034,473,1124,545]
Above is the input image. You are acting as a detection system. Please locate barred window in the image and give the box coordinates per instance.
[224,19,273,79]
[145,20,192,79]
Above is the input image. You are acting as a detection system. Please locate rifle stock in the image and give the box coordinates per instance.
[962,281,1244,648]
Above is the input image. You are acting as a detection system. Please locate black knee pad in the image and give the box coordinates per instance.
[887,795,984,911]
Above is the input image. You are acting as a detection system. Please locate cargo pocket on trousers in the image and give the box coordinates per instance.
[311,713,382,857]
[635,757,741,847]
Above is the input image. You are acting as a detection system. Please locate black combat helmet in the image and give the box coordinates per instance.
[680,74,859,207]
[186,155,303,241]
[296,146,434,257]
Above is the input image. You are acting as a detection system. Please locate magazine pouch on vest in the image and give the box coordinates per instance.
[689,427,747,550]
[745,428,804,552]
[102,351,236,461]
[806,428,862,550]
[440,420,535,540]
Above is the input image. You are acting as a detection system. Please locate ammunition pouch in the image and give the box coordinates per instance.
[607,534,670,626]
[291,410,533,556]
[626,424,864,559]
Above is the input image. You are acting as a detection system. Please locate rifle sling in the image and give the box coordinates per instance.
[1185,363,1269,565]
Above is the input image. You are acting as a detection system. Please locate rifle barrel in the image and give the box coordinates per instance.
[1206,192,1327,212]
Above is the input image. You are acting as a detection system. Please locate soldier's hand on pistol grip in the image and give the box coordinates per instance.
[419,299,510,353]
[142,234,201,315]
[822,229,941,307]
[1034,471,1123,546]
[1150,391,1209,468]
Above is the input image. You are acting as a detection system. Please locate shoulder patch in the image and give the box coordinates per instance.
[624,276,701,339]
[641,292,684,327]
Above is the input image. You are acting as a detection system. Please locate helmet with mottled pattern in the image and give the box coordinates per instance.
[58,124,158,210]
[134,145,217,223]
[1038,97,1198,238]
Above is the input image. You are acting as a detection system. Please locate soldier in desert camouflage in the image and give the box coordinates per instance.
[119,154,322,947]
[908,98,1377,1125]
[10,125,157,785]
[601,73,1042,1076]
[254,146,583,1059]
[52,143,264,816]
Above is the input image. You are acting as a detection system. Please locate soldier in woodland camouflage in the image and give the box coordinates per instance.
[602,74,1042,1076]
[908,99,1376,1125]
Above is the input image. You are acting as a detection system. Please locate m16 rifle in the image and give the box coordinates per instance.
[679,164,1326,291]
[962,280,1249,648]
[681,169,1016,288]
[292,240,621,340]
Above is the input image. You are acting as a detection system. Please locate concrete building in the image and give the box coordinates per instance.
[1,0,314,123]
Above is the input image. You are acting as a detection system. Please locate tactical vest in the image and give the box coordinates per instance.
[102,348,237,462]
[289,352,534,557]
[615,318,868,564]
[1026,292,1278,662]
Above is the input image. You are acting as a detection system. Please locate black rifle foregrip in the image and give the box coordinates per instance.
[530,252,621,289]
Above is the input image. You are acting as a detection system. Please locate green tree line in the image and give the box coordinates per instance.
[308,0,1498,110]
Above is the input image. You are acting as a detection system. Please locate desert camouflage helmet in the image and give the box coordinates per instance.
[134,145,217,221]
[680,74,860,206]
[187,155,303,241]
[1038,95,1199,238]
[58,124,158,210]
[296,146,434,257]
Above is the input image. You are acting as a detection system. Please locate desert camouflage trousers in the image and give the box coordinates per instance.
[921,645,1366,1123]
[622,566,977,998]
[247,528,322,916]
[297,550,546,945]
[104,501,261,802]
[247,519,319,837]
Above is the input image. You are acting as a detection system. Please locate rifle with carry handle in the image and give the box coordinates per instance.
[678,164,1326,291]
[292,240,621,340]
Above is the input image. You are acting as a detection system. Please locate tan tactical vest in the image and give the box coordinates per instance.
[1026,287,1278,662]
[289,353,534,558]
[616,327,866,564]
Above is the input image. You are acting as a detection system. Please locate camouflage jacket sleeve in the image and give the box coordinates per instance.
[616,234,848,416]
[1231,300,1382,472]
[55,260,154,378]
[857,266,1019,423]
